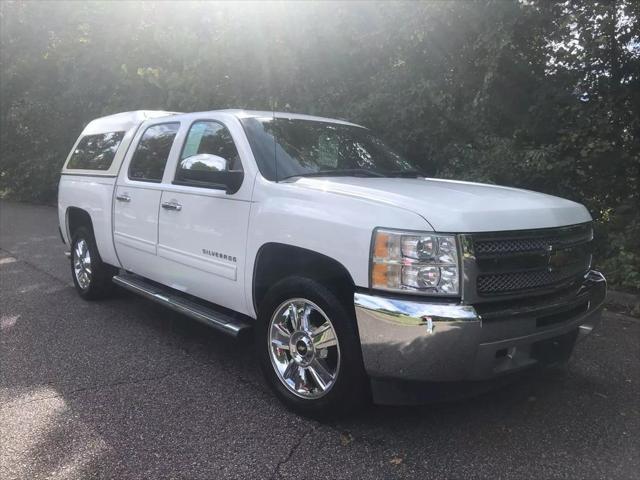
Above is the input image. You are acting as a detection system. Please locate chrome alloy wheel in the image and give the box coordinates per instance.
[73,238,92,290]
[268,298,341,399]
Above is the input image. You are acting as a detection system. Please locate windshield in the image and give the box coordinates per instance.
[240,117,419,181]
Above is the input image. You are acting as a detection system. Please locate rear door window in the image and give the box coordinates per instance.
[128,123,180,182]
[67,132,125,170]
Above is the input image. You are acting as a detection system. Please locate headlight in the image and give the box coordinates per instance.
[370,229,460,295]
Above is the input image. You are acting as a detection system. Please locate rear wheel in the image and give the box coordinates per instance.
[256,276,369,418]
[70,227,116,300]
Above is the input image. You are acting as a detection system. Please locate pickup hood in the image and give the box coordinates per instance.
[288,177,591,232]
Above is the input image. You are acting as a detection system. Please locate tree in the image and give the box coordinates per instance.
[1,0,638,289]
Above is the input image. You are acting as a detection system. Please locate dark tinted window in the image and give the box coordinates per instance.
[128,123,180,182]
[67,131,125,170]
[180,121,242,170]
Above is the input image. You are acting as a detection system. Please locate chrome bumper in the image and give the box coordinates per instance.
[354,270,606,383]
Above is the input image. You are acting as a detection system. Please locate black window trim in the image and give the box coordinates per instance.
[172,118,244,192]
[127,121,181,183]
[66,130,126,171]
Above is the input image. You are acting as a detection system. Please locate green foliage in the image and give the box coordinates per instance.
[596,204,640,291]
[1,0,638,290]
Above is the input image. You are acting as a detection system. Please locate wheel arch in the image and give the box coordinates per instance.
[66,207,95,240]
[252,243,356,315]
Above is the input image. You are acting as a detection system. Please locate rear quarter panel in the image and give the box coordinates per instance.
[58,174,120,267]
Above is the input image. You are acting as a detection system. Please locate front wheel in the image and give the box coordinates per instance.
[256,276,369,418]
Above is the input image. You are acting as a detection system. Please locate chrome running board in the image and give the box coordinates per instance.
[113,273,252,338]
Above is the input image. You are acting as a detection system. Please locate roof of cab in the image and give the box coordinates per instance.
[81,109,363,135]
[219,109,363,128]
[82,110,179,135]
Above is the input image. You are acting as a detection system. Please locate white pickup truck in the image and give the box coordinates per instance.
[58,109,606,416]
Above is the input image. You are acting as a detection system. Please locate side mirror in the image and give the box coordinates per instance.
[181,153,228,172]
[175,154,244,194]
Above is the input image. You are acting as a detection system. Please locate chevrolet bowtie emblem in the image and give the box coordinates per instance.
[548,246,572,272]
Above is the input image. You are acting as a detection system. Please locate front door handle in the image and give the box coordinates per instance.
[161,201,182,211]
[116,193,131,202]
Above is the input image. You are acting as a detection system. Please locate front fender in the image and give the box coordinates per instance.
[244,177,430,317]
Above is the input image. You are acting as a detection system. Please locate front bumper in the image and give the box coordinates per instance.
[354,270,606,397]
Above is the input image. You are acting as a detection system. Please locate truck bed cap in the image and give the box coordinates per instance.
[82,110,179,135]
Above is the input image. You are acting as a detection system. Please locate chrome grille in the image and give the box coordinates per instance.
[466,223,593,299]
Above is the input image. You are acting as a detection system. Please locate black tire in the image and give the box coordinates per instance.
[70,226,117,300]
[256,276,369,418]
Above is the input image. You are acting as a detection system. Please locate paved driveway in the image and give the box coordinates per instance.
[0,200,638,479]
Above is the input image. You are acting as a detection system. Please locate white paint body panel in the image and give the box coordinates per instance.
[58,175,120,265]
[112,184,162,277]
[58,109,594,321]
[285,177,592,233]
[243,176,429,316]
[156,190,252,314]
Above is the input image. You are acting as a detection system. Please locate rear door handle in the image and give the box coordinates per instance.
[116,193,131,202]
[161,201,182,211]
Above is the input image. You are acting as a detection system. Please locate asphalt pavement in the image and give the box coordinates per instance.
[0,200,638,479]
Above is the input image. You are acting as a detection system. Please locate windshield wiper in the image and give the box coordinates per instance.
[384,169,427,178]
[280,169,385,181]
